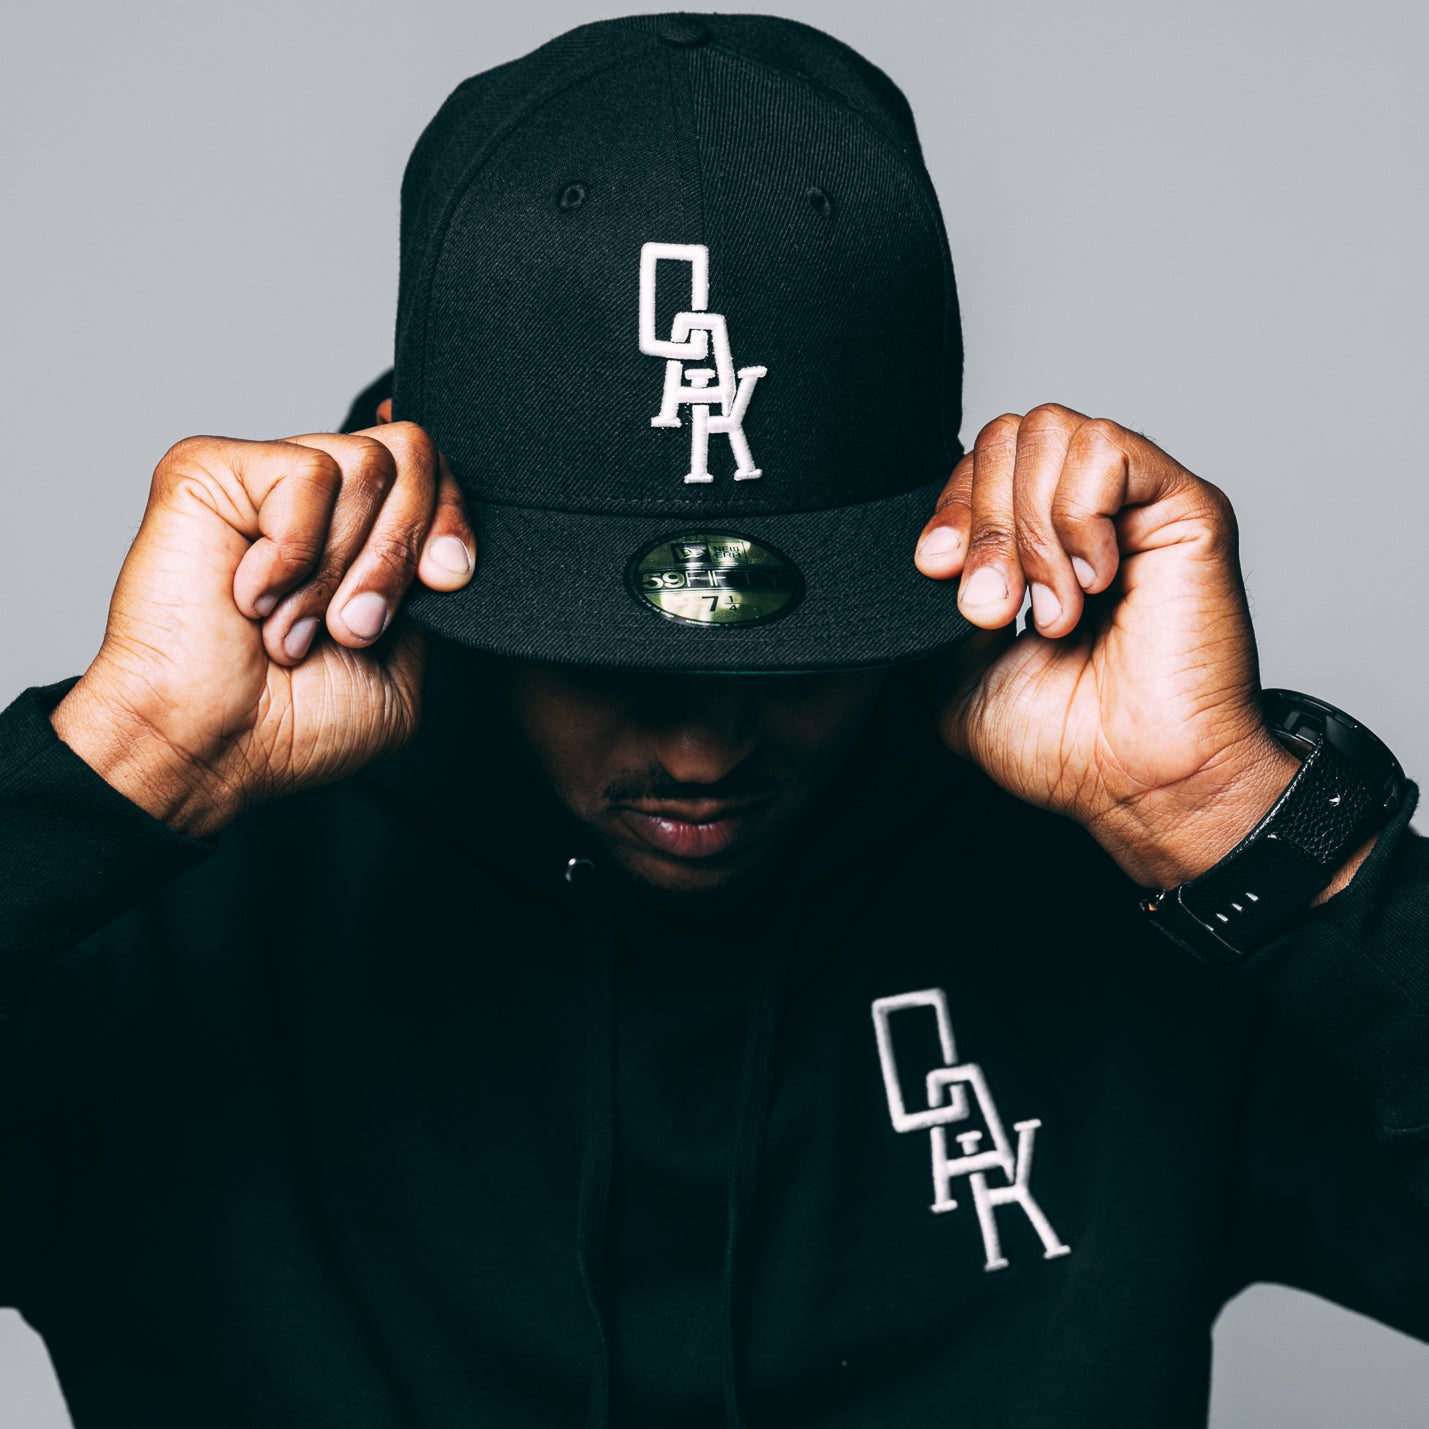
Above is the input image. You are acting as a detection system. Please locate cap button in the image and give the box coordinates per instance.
[657,17,712,48]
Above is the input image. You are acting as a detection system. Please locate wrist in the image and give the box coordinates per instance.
[50,673,236,839]
[1091,730,1303,889]
[1309,827,1380,906]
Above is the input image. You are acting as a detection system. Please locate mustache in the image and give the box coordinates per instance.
[602,765,776,805]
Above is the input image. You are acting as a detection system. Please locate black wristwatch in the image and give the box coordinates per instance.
[1138,689,1406,965]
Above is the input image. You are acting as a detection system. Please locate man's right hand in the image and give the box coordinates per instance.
[50,423,475,838]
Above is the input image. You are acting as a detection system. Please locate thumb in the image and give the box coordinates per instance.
[378,617,430,733]
[934,623,1017,761]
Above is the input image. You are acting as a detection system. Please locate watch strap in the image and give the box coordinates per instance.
[1141,735,1383,964]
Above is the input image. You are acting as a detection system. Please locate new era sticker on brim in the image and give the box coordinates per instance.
[625,531,804,627]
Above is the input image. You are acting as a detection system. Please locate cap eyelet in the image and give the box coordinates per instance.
[806,186,834,218]
[557,182,587,211]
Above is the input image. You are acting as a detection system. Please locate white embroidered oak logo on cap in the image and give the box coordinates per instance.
[639,242,767,484]
[871,988,1071,1273]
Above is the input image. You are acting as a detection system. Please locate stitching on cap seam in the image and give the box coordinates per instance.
[661,49,698,245]
[685,51,706,242]
[699,42,958,466]
[709,35,917,154]
[407,42,652,418]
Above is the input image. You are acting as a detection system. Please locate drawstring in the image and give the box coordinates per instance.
[568,857,616,1429]
[720,892,800,1429]
[568,855,803,1429]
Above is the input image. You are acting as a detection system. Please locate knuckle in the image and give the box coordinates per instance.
[148,462,180,502]
[1199,478,1234,516]
[933,481,972,516]
[370,528,424,584]
[1066,417,1123,465]
[289,447,343,490]
[284,570,341,614]
[433,480,469,523]
[934,455,974,504]
[382,420,438,471]
[159,434,211,467]
[284,540,350,601]
[269,530,325,571]
[975,412,1022,450]
[967,522,1015,561]
[1019,403,1077,439]
[1049,488,1101,529]
[1010,514,1059,565]
[152,435,217,494]
[1196,480,1238,539]
[340,434,398,492]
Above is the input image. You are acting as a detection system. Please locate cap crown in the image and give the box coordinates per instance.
[394,13,963,517]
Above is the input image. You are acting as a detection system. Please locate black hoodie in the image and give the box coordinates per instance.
[2,389,1428,1429]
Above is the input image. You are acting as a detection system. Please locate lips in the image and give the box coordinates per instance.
[615,798,772,860]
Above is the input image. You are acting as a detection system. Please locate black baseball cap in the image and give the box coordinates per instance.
[395,12,974,671]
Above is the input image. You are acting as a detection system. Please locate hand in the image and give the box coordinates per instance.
[51,422,475,838]
[915,404,1302,889]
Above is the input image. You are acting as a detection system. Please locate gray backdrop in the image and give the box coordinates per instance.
[2,1,1425,1424]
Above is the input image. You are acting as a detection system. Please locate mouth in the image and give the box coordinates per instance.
[613,794,775,861]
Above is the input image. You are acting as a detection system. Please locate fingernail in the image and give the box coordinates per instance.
[341,591,389,641]
[284,616,319,661]
[916,527,962,564]
[1030,582,1062,628]
[1072,556,1097,589]
[958,566,1008,609]
[426,535,472,576]
[253,592,277,618]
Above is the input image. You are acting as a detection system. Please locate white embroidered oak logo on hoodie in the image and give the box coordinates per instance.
[871,988,1071,1273]
[639,242,767,484]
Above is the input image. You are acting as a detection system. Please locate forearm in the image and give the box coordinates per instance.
[0,680,213,1011]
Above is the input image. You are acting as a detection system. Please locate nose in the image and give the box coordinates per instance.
[645,676,759,786]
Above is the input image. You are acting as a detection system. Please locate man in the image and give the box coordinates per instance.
[1,12,1425,1428]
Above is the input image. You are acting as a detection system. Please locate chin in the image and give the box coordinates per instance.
[603,843,767,900]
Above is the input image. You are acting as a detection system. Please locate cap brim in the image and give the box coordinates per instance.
[402,470,975,671]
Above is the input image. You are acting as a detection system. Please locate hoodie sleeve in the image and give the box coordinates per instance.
[0,366,388,995]
[1222,784,1429,1336]
[0,679,214,1015]
[0,369,385,1003]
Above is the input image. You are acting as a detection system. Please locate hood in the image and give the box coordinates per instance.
[345,572,1005,1428]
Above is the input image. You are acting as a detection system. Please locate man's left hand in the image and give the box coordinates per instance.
[915,403,1303,890]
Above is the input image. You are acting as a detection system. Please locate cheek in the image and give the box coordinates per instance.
[762,675,887,765]
[502,686,631,813]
